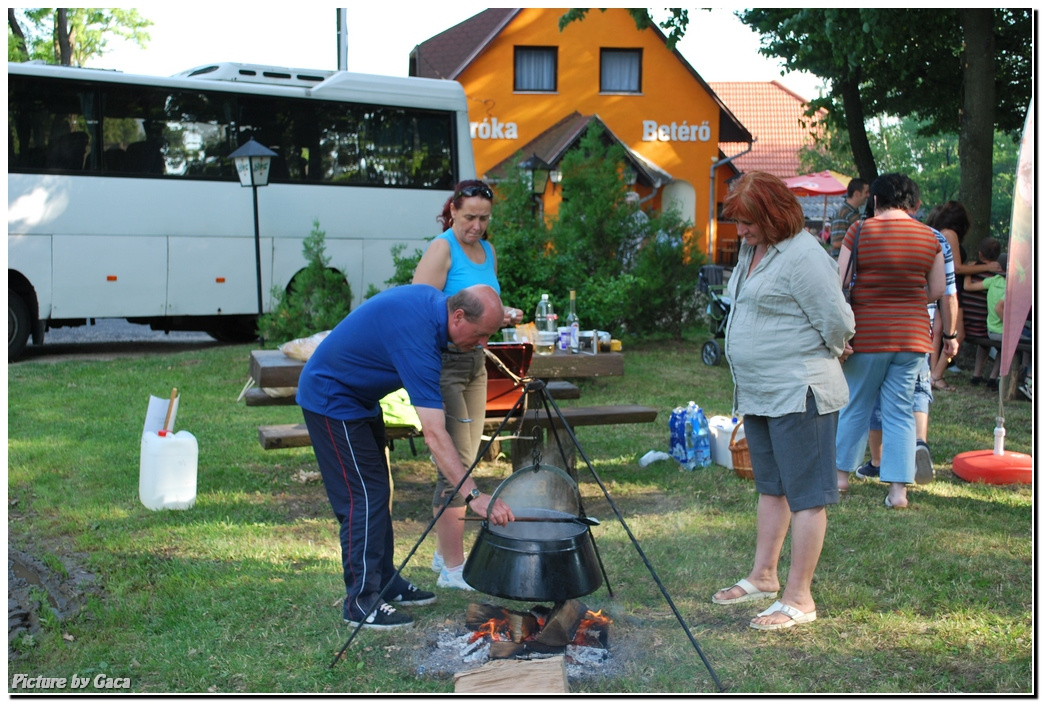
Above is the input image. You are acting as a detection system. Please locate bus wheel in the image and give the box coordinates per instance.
[9,289,31,361]
[207,316,259,343]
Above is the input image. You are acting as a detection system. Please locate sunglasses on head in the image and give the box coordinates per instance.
[456,184,494,200]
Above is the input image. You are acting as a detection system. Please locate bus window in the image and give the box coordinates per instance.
[9,76,95,172]
[101,84,235,178]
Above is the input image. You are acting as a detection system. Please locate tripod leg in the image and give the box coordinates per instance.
[535,385,725,691]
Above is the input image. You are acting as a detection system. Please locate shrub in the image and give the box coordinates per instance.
[257,220,353,345]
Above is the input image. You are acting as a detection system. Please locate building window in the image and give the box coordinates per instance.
[600,49,641,93]
[515,47,557,92]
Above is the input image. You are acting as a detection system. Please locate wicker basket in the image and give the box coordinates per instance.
[729,418,754,481]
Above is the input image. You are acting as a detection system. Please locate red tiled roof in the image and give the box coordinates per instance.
[709,81,825,179]
[409,8,517,80]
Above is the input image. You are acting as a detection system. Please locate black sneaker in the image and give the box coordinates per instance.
[345,602,413,630]
[388,583,436,607]
[914,440,934,485]
[854,460,880,479]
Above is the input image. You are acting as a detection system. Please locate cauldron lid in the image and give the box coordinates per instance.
[488,463,580,516]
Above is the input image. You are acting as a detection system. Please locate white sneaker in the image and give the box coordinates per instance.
[431,550,466,573]
[437,565,475,591]
[947,364,963,374]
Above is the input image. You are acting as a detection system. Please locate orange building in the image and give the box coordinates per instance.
[410,8,754,264]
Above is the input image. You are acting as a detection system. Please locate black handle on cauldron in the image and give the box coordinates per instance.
[459,515,601,526]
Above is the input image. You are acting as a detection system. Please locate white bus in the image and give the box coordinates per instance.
[8,61,476,359]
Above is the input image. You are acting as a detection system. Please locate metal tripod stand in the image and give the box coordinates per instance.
[330,375,724,692]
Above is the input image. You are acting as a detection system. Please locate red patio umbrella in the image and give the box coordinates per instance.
[783,170,851,196]
[783,170,852,228]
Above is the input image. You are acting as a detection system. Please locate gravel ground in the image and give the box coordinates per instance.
[15,318,226,363]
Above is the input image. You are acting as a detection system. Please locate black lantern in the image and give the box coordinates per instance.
[519,154,551,197]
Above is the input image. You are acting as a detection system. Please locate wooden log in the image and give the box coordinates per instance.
[488,641,526,659]
[506,610,539,643]
[453,657,569,694]
[465,603,508,630]
[523,641,568,655]
[536,600,588,647]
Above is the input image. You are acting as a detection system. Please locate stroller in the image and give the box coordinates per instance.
[697,264,731,365]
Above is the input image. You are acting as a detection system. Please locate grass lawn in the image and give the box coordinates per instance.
[7,336,1033,694]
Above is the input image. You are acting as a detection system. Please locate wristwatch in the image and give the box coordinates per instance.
[465,488,481,506]
[942,332,958,340]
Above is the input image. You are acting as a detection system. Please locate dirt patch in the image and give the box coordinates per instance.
[8,546,100,659]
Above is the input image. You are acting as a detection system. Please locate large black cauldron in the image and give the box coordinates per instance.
[462,465,602,601]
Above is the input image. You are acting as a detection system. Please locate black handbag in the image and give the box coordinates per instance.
[841,221,864,303]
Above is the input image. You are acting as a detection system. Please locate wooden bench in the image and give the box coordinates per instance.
[964,335,1031,356]
[244,349,652,453]
[257,404,658,450]
[963,334,1032,401]
[244,380,581,408]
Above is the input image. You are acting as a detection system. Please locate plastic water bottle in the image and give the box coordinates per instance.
[994,418,1006,455]
[670,402,711,470]
[692,406,712,468]
[534,294,557,355]
[669,406,692,470]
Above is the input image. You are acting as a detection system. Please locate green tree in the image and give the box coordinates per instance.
[8,8,151,66]
[559,8,689,48]
[258,220,353,345]
[499,123,701,338]
[739,8,1032,249]
[801,116,1021,249]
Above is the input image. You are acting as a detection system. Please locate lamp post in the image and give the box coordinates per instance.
[519,154,551,198]
[229,138,278,318]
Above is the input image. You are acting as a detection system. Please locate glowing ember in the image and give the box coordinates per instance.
[573,609,610,648]
[468,617,510,644]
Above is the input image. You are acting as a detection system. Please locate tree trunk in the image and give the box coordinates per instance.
[839,69,878,182]
[8,9,28,59]
[958,8,996,256]
[56,8,72,66]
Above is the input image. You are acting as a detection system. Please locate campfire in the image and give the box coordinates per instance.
[465,600,610,659]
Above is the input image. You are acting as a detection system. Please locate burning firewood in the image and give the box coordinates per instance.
[535,600,588,647]
[464,600,609,657]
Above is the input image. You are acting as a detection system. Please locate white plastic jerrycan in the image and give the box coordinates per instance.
[139,429,198,510]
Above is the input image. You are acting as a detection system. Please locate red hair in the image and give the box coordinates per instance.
[721,171,804,245]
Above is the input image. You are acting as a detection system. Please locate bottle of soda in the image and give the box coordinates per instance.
[565,290,580,355]
[534,294,557,355]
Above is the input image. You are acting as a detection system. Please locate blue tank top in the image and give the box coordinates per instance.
[438,231,500,296]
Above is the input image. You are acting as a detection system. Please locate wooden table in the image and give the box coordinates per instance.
[247,348,624,389]
[528,349,624,378]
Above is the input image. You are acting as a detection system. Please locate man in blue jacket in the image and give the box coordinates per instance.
[297,283,515,630]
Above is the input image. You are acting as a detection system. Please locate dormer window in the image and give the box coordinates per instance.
[600,48,642,93]
[515,46,557,92]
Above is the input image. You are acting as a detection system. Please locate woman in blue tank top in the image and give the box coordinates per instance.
[412,180,523,590]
